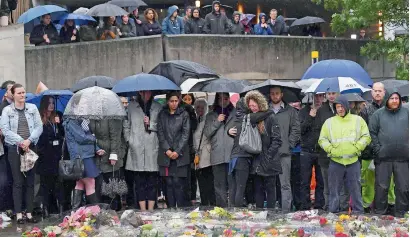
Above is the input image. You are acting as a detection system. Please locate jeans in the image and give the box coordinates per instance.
[300,151,325,210]
[165,176,187,208]
[228,158,250,207]
[278,155,292,212]
[328,160,363,214]
[196,166,215,206]
[254,175,276,208]
[321,160,349,211]
[212,163,228,207]
[375,161,409,217]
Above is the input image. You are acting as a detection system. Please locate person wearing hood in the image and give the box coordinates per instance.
[268,9,286,35]
[142,8,162,35]
[203,0,230,34]
[369,90,409,218]
[193,99,216,206]
[185,8,206,34]
[162,5,184,35]
[30,14,60,46]
[269,86,300,213]
[244,91,282,209]
[229,11,244,35]
[157,92,191,208]
[204,93,236,207]
[318,95,371,214]
[254,13,273,35]
[59,19,79,44]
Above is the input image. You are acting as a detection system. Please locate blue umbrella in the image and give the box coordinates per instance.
[26,93,35,101]
[17,5,68,33]
[304,77,371,94]
[56,13,96,26]
[27,90,73,113]
[112,73,181,96]
[301,59,373,86]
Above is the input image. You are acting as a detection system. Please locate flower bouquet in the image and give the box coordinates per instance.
[22,227,43,237]
[59,205,101,237]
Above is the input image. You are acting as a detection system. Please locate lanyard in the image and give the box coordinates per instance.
[48,121,56,136]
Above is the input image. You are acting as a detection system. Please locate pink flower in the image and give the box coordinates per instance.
[47,232,56,237]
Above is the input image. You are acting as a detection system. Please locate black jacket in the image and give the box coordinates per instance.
[157,106,191,167]
[359,101,383,160]
[185,17,206,34]
[78,25,97,42]
[183,104,198,157]
[0,99,10,116]
[250,112,282,176]
[267,16,286,35]
[118,21,136,38]
[369,91,409,162]
[203,1,230,34]
[59,25,79,44]
[142,21,162,35]
[316,101,336,166]
[299,105,321,152]
[130,15,145,36]
[36,122,65,175]
[229,21,244,35]
[30,23,60,46]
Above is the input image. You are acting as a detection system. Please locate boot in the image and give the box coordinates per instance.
[42,206,50,218]
[86,193,99,205]
[72,189,84,210]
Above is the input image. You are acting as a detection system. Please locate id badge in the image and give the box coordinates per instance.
[53,140,59,146]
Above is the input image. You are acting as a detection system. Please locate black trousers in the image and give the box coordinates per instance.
[196,166,215,206]
[124,169,135,207]
[165,176,187,208]
[0,153,13,211]
[8,146,35,213]
[300,151,325,210]
[245,174,255,205]
[40,175,63,209]
[62,180,76,211]
[254,175,276,209]
[101,169,122,211]
[228,158,250,207]
[134,171,158,202]
[212,163,228,207]
[291,152,302,210]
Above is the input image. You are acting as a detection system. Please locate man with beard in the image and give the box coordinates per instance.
[185,8,206,34]
[203,0,230,34]
[229,11,244,35]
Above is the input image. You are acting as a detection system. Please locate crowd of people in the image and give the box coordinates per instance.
[0,78,408,225]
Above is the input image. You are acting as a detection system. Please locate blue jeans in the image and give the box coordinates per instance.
[328,160,363,214]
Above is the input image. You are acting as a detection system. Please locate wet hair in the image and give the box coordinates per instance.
[10,83,24,95]
[1,80,15,89]
[213,93,230,108]
[166,91,180,101]
[39,95,56,124]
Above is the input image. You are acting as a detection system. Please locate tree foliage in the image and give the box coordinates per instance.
[313,0,409,80]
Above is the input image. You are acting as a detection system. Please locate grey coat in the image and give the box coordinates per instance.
[193,115,212,169]
[89,119,123,173]
[204,109,236,166]
[123,100,161,172]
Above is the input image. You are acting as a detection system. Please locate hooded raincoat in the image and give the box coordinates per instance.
[162,5,184,35]
[229,11,244,35]
[203,0,230,34]
[253,13,273,35]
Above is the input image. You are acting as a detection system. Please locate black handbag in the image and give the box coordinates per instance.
[59,138,84,181]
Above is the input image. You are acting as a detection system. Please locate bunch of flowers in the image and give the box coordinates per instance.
[58,205,101,237]
[22,227,43,237]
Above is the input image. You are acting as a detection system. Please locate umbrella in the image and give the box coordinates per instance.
[397,84,409,97]
[86,3,129,17]
[64,86,126,120]
[302,59,373,86]
[379,79,408,93]
[240,14,255,25]
[26,92,35,101]
[189,78,252,93]
[242,79,302,103]
[101,167,128,199]
[112,73,180,96]
[71,76,116,92]
[344,93,366,102]
[26,90,73,113]
[57,13,96,26]
[290,16,325,27]
[149,60,219,86]
[305,77,371,94]
[17,5,68,33]
[108,0,147,8]
[73,7,90,15]
[295,79,321,93]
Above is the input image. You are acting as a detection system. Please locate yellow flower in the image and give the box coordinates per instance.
[339,214,350,222]
[82,226,93,232]
[335,222,344,233]
[79,231,88,237]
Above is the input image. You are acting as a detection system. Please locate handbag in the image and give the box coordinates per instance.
[58,138,84,181]
[20,149,38,173]
[239,114,262,154]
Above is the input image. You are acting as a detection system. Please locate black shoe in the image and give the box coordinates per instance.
[43,206,50,218]
[364,207,372,214]
[17,218,25,224]
[86,193,99,205]
[72,189,84,209]
[26,216,38,223]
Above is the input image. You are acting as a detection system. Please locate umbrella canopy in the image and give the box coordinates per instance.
[189,78,252,93]
[302,59,373,86]
[26,92,35,101]
[17,5,68,33]
[26,90,73,113]
[305,77,371,94]
[86,3,129,17]
[108,0,147,8]
[64,86,126,120]
[71,76,116,92]
[149,60,219,86]
[112,73,180,96]
[242,79,302,103]
[73,7,90,15]
[397,84,409,97]
[57,13,96,26]
[295,79,321,93]
[344,93,366,102]
[240,14,255,26]
[379,79,408,93]
[290,16,325,27]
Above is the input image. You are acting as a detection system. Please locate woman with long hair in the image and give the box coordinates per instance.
[157,92,191,208]
[60,19,79,43]
[142,8,162,35]
[36,96,65,217]
[0,84,43,224]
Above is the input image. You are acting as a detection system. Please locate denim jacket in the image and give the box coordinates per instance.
[0,103,43,146]
[63,119,101,160]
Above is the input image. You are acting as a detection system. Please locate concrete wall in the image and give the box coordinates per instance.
[163,35,395,80]
[0,24,26,86]
[25,35,163,92]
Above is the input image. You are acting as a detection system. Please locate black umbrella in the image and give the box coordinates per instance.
[86,3,129,17]
[380,79,408,94]
[344,93,366,102]
[189,78,252,93]
[149,60,219,86]
[71,76,116,92]
[108,0,147,8]
[290,16,325,27]
[397,83,409,97]
[241,79,302,103]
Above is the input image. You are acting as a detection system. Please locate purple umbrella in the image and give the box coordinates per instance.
[240,14,255,26]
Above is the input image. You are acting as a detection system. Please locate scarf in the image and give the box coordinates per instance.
[81,119,90,132]
[214,103,234,122]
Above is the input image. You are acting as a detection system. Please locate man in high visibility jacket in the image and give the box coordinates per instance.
[319,95,371,214]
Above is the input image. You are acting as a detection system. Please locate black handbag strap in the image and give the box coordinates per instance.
[60,138,66,161]
[197,123,205,154]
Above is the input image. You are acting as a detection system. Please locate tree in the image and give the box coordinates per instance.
[313,0,409,80]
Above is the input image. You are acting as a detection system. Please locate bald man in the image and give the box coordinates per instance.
[359,82,395,213]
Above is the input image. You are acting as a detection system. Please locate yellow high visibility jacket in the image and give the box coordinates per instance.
[318,113,371,165]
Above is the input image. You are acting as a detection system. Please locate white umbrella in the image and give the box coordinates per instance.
[305,77,371,94]
[73,7,90,15]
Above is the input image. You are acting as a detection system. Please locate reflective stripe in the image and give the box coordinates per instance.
[327,116,362,144]
[333,154,356,159]
[332,138,356,143]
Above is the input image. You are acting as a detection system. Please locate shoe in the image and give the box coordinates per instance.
[26,216,38,223]
[17,218,25,224]
[43,206,50,218]
[72,189,84,209]
[86,193,99,205]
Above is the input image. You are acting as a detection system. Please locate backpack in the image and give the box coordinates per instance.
[8,0,18,11]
